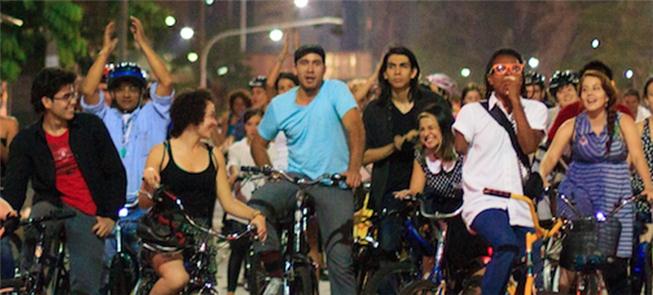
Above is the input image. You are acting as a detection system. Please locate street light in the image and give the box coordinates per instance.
[460,68,471,78]
[591,38,600,49]
[269,29,284,42]
[165,16,176,27]
[187,52,199,63]
[205,0,215,5]
[217,66,229,76]
[294,0,309,8]
[180,27,194,40]
[528,57,539,69]
[625,69,634,79]
[200,17,344,87]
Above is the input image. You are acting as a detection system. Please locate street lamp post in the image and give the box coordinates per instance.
[199,16,343,88]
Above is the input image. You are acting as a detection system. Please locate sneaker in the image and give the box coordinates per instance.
[262,277,283,295]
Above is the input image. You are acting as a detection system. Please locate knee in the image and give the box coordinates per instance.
[162,269,189,291]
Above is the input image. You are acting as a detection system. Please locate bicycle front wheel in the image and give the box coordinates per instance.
[362,261,417,295]
[289,264,318,295]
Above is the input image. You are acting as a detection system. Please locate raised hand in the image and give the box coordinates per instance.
[129,16,148,47]
[102,21,118,54]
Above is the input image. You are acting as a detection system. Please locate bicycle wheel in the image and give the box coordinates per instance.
[245,252,269,295]
[362,261,417,295]
[289,264,318,295]
[399,279,443,295]
[108,252,140,294]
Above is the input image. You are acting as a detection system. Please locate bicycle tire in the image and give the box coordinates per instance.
[290,264,318,295]
[362,261,417,295]
[245,252,268,295]
[399,279,443,295]
[108,252,140,295]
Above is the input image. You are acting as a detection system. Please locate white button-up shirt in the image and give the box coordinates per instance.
[453,93,548,229]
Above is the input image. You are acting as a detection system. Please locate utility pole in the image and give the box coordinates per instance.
[118,0,129,60]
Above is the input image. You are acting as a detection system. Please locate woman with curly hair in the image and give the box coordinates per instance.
[540,71,653,294]
[140,89,266,295]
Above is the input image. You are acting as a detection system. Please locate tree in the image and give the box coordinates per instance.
[1,0,86,81]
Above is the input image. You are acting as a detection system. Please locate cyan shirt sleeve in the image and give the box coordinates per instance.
[331,81,357,118]
[80,90,108,119]
[258,103,280,141]
[149,82,175,120]
[452,103,476,143]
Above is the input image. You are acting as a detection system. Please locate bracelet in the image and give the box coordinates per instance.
[251,210,263,220]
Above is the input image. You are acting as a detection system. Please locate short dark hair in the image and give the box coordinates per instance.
[623,88,640,102]
[643,76,653,98]
[483,48,526,99]
[294,44,326,64]
[31,68,77,113]
[377,46,421,105]
[580,60,613,80]
[169,89,214,138]
[275,72,299,91]
[227,89,252,113]
[243,108,265,124]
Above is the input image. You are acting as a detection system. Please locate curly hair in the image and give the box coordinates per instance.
[31,68,77,113]
[228,89,252,113]
[483,48,526,99]
[578,70,619,155]
[169,89,214,138]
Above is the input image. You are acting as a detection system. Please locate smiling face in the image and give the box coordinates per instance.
[556,84,579,108]
[196,101,218,139]
[419,114,442,152]
[579,76,608,113]
[42,84,77,121]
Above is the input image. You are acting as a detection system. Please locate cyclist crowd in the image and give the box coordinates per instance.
[0,18,652,295]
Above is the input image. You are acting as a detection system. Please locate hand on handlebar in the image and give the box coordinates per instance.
[642,189,653,204]
[142,167,160,190]
[342,169,362,188]
[393,189,415,200]
[249,214,267,242]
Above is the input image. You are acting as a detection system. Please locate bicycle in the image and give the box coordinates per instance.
[240,166,348,295]
[133,187,256,295]
[0,209,76,295]
[361,195,440,295]
[107,198,141,295]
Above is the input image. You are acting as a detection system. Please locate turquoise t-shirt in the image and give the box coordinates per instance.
[258,80,357,179]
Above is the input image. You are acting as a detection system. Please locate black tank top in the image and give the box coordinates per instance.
[160,141,217,225]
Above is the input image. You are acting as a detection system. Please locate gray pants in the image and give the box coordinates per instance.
[249,180,356,294]
[22,201,105,295]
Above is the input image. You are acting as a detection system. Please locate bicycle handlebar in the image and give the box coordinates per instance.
[400,193,463,221]
[240,166,348,188]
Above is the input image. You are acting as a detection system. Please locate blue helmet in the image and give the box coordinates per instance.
[108,62,147,90]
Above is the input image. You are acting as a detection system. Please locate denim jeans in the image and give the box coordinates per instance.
[22,201,105,295]
[471,209,542,295]
[249,179,356,295]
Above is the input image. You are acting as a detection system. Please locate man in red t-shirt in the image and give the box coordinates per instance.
[3,68,126,294]
[547,61,634,144]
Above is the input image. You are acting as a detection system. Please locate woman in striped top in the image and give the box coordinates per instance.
[540,70,653,293]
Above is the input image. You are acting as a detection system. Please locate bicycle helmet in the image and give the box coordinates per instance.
[525,71,546,87]
[426,73,459,98]
[549,70,579,97]
[108,62,147,90]
[248,76,267,89]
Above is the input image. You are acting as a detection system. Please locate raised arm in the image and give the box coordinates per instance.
[342,108,365,188]
[265,31,292,98]
[81,22,117,105]
[130,16,173,96]
[539,119,574,187]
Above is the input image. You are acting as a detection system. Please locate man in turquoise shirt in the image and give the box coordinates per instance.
[250,44,365,295]
[79,17,174,281]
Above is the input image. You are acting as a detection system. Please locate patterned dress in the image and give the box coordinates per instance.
[558,112,634,257]
[632,118,653,194]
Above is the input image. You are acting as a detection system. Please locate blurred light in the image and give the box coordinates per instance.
[269,29,284,42]
[187,52,198,63]
[205,0,215,5]
[217,66,229,76]
[595,211,606,222]
[180,27,194,40]
[118,208,129,218]
[591,38,600,49]
[528,57,540,69]
[294,0,309,8]
[460,68,471,78]
[165,16,176,27]
[625,69,634,79]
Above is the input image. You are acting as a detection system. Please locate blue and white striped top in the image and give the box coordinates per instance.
[558,111,634,258]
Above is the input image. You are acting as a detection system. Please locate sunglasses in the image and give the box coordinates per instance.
[489,63,524,75]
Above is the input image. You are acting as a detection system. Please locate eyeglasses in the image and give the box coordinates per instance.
[52,92,79,102]
[489,63,524,75]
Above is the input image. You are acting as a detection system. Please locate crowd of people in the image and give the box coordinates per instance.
[0,17,652,295]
